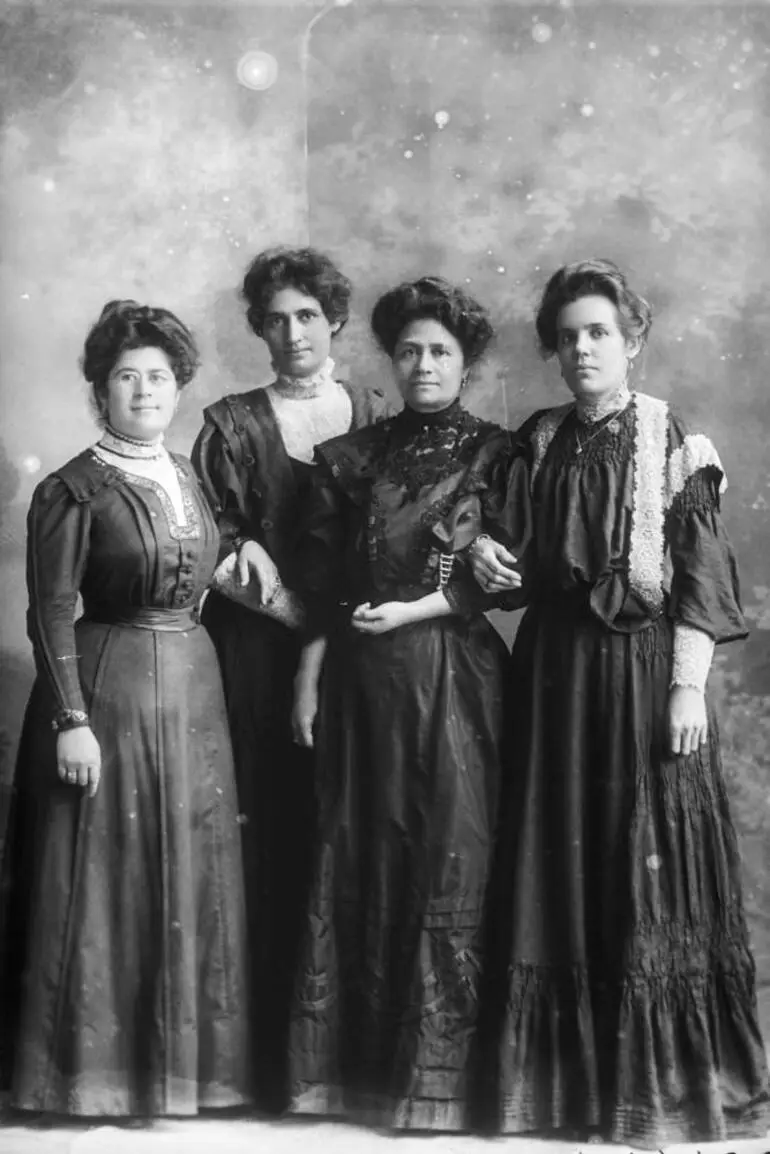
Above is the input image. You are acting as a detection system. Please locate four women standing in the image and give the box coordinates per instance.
[1,255,767,1146]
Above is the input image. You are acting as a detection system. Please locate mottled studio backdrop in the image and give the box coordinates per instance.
[1,0,769,1030]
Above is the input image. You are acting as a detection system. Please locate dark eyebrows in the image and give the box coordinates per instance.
[265,307,320,321]
[396,341,452,353]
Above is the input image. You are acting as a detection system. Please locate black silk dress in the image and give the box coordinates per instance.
[0,450,250,1116]
[191,382,391,1112]
[476,393,770,1147]
[287,401,523,1131]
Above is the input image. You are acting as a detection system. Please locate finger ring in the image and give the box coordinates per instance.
[67,770,78,781]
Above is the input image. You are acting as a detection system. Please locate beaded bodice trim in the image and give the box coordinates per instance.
[89,450,201,541]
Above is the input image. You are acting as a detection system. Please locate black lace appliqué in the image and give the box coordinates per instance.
[373,406,490,504]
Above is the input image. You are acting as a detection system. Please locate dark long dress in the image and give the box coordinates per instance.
[288,401,520,1131]
[478,393,770,1147]
[191,381,391,1112]
[0,450,250,1116]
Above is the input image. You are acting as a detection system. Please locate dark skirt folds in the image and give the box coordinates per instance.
[289,614,508,1131]
[201,590,316,1114]
[477,599,770,1147]
[1,616,250,1116]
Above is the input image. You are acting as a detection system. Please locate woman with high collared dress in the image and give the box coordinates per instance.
[192,247,391,1113]
[0,300,250,1117]
[470,259,770,1147]
[287,276,525,1131]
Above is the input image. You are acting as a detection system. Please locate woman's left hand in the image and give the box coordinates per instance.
[350,601,414,635]
[667,685,709,756]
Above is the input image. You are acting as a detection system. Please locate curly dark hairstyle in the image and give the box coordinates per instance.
[241,246,352,337]
[535,259,652,358]
[370,276,495,368]
[82,300,199,422]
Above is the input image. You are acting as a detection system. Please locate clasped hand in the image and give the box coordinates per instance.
[237,539,279,606]
[468,537,521,593]
[350,601,415,635]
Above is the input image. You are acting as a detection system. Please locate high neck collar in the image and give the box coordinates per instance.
[273,356,337,399]
[398,397,464,432]
[98,424,166,460]
[574,382,632,425]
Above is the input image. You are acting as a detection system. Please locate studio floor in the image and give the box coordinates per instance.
[1,1115,769,1154]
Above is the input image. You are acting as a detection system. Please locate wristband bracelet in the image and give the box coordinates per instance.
[52,709,90,733]
[468,533,492,556]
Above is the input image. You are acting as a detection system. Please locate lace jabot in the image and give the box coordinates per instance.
[266,358,353,463]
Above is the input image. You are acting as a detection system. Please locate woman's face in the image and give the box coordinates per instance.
[105,346,179,441]
[555,294,639,403]
[392,318,465,413]
[262,287,338,379]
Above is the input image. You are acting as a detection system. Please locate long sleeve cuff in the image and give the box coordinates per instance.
[670,623,715,692]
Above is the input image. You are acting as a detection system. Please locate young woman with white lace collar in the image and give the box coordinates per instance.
[191,247,391,1114]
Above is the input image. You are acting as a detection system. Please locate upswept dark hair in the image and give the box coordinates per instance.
[535,259,653,358]
[241,246,352,337]
[81,300,199,421]
[370,276,495,367]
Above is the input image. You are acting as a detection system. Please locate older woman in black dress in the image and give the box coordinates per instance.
[192,246,390,1113]
[470,259,770,1146]
[0,301,250,1116]
[287,277,524,1131]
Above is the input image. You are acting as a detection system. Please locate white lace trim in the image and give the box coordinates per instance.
[575,382,631,424]
[627,394,669,615]
[667,432,727,503]
[265,371,352,465]
[671,622,715,691]
[273,355,337,398]
[91,444,188,524]
[530,404,572,485]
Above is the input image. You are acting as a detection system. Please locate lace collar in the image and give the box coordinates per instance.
[272,356,337,400]
[97,424,166,460]
[575,382,632,425]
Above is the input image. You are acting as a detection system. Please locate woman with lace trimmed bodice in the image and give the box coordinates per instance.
[191,248,391,1114]
[469,263,770,1147]
[286,278,524,1132]
[0,302,250,1117]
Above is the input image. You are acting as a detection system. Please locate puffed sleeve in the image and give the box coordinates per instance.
[666,430,747,645]
[298,460,351,639]
[26,476,91,717]
[483,420,536,560]
[191,417,251,560]
[444,426,536,616]
[443,429,535,617]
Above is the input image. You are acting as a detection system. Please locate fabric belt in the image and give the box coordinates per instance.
[81,606,199,632]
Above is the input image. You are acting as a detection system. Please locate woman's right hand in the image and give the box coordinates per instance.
[469,536,521,593]
[237,539,279,605]
[57,726,102,797]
